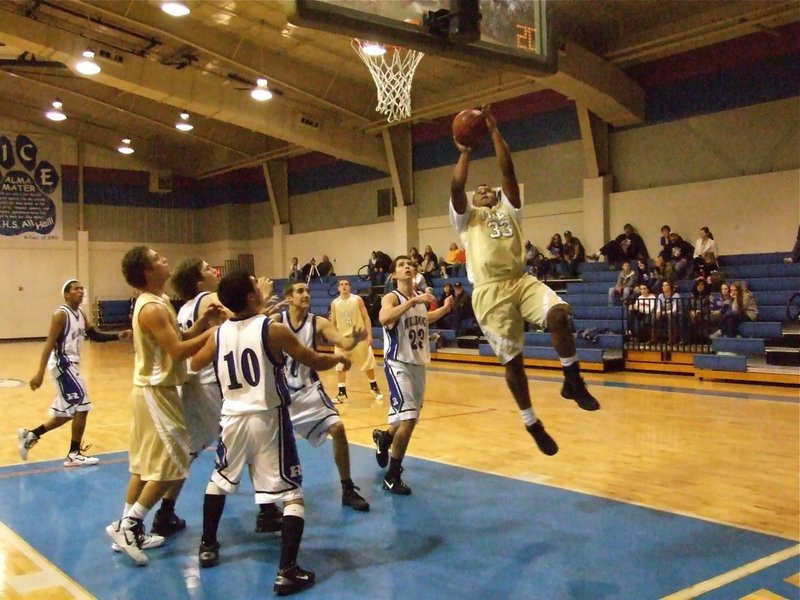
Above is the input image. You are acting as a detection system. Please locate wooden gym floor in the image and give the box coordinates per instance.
[0,340,797,599]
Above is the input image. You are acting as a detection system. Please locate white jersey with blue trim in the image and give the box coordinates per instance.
[383,290,430,365]
[281,309,320,391]
[177,292,217,385]
[215,314,290,416]
[47,305,85,370]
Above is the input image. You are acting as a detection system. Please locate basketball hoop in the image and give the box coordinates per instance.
[352,38,424,123]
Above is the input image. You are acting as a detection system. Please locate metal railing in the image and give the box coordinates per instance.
[624,296,713,354]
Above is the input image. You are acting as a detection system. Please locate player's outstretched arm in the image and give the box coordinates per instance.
[190,330,218,372]
[29,310,66,391]
[483,105,521,208]
[317,317,365,351]
[380,291,433,327]
[139,302,216,360]
[451,145,471,215]
[269,322,349,372]
[183,294,226,339]
[428,294,454,325]
[80,308,131,342]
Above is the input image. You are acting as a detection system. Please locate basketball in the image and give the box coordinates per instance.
[452,109,489,148]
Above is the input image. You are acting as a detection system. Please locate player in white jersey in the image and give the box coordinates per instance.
[373,256,453,495]
[20,279,131,467]
[191,269,350,595]
[449,106,600,458]
[330,278,384,402]
[261,280,370,515]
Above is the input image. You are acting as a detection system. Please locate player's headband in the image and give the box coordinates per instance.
[62,279,79,296]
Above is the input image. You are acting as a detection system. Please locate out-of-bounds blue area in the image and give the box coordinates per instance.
[0,445,794,599]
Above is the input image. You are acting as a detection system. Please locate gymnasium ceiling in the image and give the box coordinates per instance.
[0,0,797,178]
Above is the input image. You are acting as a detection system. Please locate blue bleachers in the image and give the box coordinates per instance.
[720,252,790,266]
[712,337,765,357]
[480,344,605,363]
[361,254,795,378]
[96,300,129,328]
[723,263,800,279]
[694,354,748,372]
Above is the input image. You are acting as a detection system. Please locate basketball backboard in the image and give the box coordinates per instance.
[288,0,556,78]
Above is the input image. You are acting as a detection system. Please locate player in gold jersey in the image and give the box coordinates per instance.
[449,106,600,456]
[107,246,221,566]
[330,278,384,402]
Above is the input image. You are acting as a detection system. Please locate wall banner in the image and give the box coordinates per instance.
[0,132,62,240]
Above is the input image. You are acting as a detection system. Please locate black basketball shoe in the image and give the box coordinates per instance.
[151,508,186,537]
[526,420,559,456]
[372,429,391,468]
[274,565,315,596]
[561,378,601,411]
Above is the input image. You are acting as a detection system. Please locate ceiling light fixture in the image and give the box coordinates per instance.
[175,111,194,131]
[251,22,273,103]
[75,49,101,75]
[250,78,273,102]
[118,138,135,155]
[362,42,386,57]
[45,100,67,122]
[161,2,190,17]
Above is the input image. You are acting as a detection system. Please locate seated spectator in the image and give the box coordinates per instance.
[654,280,682,344]
[659,225,671,255]
[439,283,454,306]
[651,255,676,293]
[628,283,657,343]
[634,258,655,290]
[420,251,438,286]
[709,282,731,328]
[563,231,585,278]
[317,254,335,281]
[411,263,426,292]
[524,240,547,278]
[446,281,473,333]
[369,250,392,284]
[409,247,423,266]
[715,281,757,338]
[661,232,695,279]
[288,257,304,282]
[440,242,463,278]
[589,223,649,269]
[546,233,566,278]
[608,261,636,306]
[693,227,719,276]
[423,245,438,269]
[689,278,713,342]
[302,258,319,281]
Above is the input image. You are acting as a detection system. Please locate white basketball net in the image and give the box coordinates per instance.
[352,39,424,122]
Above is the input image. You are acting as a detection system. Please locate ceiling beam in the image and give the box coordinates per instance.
[71,0,373,122]
[0,10,389,171]
[542,41,645,127]
[0,71,251,157]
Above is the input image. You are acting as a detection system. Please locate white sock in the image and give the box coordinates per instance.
[122,503,132,519]
[283,503,305,519]
[125,502,150,521]
[560,355,578,367]
[520,407,537,427]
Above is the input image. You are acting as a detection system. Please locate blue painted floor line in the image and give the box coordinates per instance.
[0,446,795,600]
[427,364,800,404]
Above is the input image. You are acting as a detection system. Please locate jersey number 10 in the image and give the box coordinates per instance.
[222,349,261,390]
